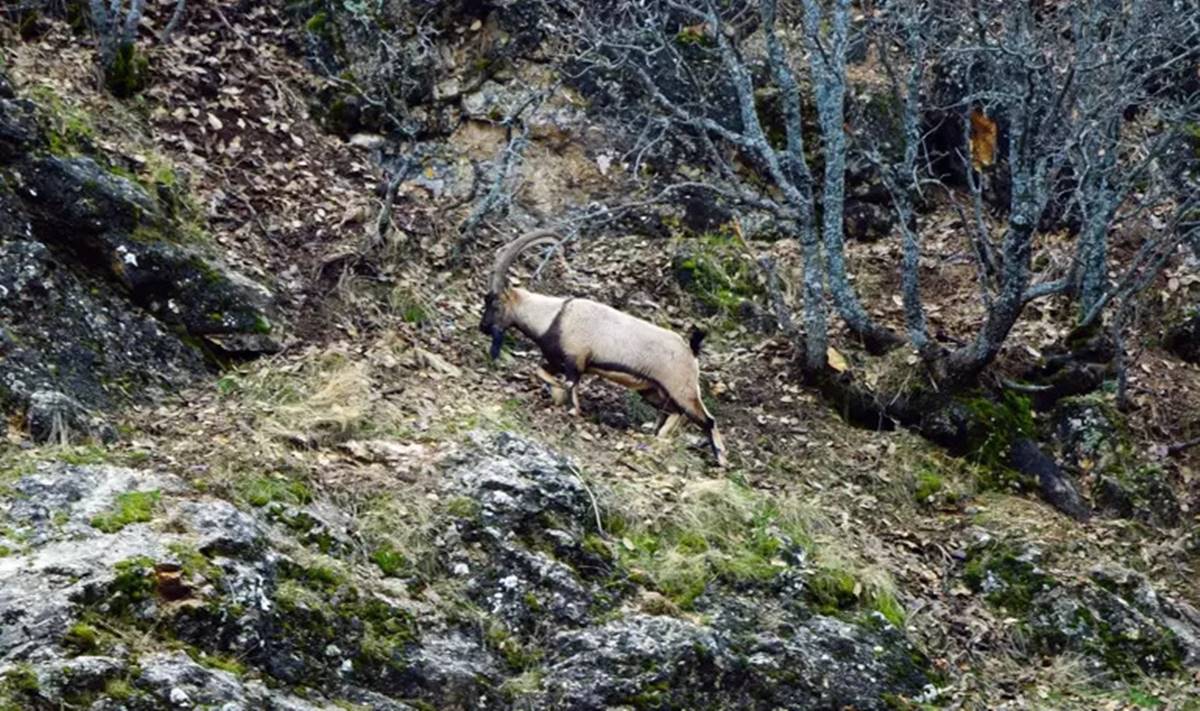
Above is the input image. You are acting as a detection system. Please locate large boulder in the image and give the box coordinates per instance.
[1030,565,1200,678]
[0,434,936,709]
[0,74,280,442]
[0,461,426,708]
[442,433,933,710]
[1051,395,1181,527]
[963,537,1200,679]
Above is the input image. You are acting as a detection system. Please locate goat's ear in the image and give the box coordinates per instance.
[489,327,504,360]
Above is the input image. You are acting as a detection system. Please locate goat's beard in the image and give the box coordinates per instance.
[489,328,504,360]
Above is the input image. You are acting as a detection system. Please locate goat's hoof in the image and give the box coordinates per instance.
[568,408,582,417]
[549,387,567,406]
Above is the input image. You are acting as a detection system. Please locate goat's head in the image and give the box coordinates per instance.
[478,291,510,360]
[481,230,560,360]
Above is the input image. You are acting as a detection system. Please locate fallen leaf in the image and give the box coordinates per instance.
[970,109,997,171]
[827,346,850,373]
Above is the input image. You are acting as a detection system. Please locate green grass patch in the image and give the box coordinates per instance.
[167,542,223,583]
[103,678,135,701]
[672,232,763,323]
[390,287,430,325]
[913,469,943,503]
[90,490,160,533]
[485,621,544,671]
[27,83,96,156]
[194,651,246,676]
[605,479,905,624]
[62,621,103,654]
[964,392,1036,490]
[607,480,806,610]
[107,556,156,614]
[237,475,313,508]
[4,667,37,692]
[370,545,408,577]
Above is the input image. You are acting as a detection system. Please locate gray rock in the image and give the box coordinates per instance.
[0,94,41,160]
[1052,395,1181,526]
[134,651,325,710]
[456,434,931,709]
[0,81,282,441]
[446,433,613,633]
[23,155,278,343]
[1053,394,1124,472]
[1029,575,1187,678]
[966,539,1200,678]
[537,611,931,710]
[25,388,116,444]
[406,630,503,705]
[0,465,225,663]
[0,436,937,709]
[1091,467,1181,528]
[538,615,725,708]
[737,615,931,710]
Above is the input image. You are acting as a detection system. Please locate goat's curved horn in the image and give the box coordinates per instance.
[489,230,561,294]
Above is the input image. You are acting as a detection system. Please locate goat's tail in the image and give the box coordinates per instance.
[689,327,707,357]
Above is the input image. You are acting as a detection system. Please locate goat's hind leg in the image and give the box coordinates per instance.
[645,390,682,439]
[656,412,682,439]
[682,391,728,467]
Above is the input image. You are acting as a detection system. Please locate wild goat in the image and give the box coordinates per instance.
[479,231,728,466]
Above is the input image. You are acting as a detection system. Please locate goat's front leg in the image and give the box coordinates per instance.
[566,378,582,416]
[563,362,583,416]
[535,366,567,406]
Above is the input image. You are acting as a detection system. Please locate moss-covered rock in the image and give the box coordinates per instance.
[1092,466,1181,528]
[1,80,281,441]
[1052,395,1181,527]
[963,539,1055,615]
[0,436,937,709]
[963,538,1199,678]
[1029,578,1186,679]
[1053,393,1127,473]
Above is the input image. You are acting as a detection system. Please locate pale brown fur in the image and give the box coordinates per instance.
[486,276,728,466]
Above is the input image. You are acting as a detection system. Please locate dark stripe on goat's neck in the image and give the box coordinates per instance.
[519,299,573,375]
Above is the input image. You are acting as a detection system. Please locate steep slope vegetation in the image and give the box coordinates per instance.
[2,2,1200,709]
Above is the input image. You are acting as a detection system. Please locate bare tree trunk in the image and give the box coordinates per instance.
[761,0,828,373]
[944,218,1035,384]
[804,0,901,354]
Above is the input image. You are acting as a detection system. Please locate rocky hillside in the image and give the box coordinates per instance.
[3,2,1200,710]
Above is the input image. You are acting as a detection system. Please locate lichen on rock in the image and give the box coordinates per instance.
[0,433,938,709]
